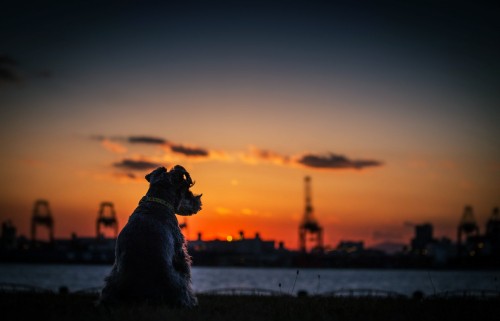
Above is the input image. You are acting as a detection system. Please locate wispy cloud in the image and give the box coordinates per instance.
[113,159,160,170]
[239,146,290,165]
[241,208,256,215]
[241,147,382,170]
[215,207,232,215]
[101,139,127,154]
[128,136,167,145]
[94,135,211,158]
[297,153,382,170]
[108,171,146,184]
[169,144,209,157]
[114,172,137,180]
[128,135,210,157]
[0,54,51,85]
[76,170,144,184]
[93,134,383,172]
[0,54,21,84]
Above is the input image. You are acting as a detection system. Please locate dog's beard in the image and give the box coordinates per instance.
[176,192,202,216]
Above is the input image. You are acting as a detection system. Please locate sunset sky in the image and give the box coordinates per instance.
[1,1,499,249]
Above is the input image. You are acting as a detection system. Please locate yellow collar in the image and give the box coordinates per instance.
[140,196,175,212]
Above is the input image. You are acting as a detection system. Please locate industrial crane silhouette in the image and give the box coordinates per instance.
[486,207,500,236]
[457,205,479,255]
[31,199,54,243]
[96,202,118,238]
[299,176,324,252]
[486,207,500,255]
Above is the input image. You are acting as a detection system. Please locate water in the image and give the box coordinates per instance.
[0,264,498,296]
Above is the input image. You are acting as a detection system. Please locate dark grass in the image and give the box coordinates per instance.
[1,292,499,321]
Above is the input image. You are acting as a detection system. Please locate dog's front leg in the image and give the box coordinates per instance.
[172,242,197,307]
[173,245,190,275]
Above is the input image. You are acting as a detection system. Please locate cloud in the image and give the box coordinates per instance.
[215,207,232,215]
[126,135,210,158]
[107,172,145,183]
[111,171,144,183]
[241,208,256,215]
[0,54,20,84]
[240,146,290,165]
[93,134,383,172]
[297,153,382,170]
[0,55,52,85]
[207,149,233,162]
[101,139,127,154]
[169,144,209,157]
[240,147,382,171]
[113,159,160,170]
[77,169,144,184]
[118,172,137,179]
[94,135,210,158]
[0,55,17,65]
[0,68,19,83]
[128,136,168,145]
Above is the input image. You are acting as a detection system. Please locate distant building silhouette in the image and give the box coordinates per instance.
[411,223,434,255]
[188,231,283,266]
[2,200,500,268]
[336,241,364,254]
[1,220,17,250]
[486,207,500,256]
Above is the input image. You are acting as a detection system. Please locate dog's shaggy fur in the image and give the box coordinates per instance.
[99,165,202,307]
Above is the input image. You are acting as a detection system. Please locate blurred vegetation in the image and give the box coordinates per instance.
[1,292,499,321]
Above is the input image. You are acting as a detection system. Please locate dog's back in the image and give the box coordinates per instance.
[100,166,201,307]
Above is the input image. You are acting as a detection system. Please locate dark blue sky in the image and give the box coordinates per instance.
[2,0,499,96]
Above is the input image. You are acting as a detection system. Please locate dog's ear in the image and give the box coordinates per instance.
[169,165,194,187]
[145,167,167,184]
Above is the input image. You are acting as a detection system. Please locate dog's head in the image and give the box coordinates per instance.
[145,165,202,216]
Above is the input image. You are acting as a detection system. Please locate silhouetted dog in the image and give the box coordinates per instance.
[100,165,202,307]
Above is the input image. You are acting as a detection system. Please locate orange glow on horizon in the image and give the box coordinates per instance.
[0,119,498,250]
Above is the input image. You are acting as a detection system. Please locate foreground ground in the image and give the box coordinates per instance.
[1,292,499,321]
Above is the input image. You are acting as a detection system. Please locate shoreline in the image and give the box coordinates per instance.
[1,261,499,271]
